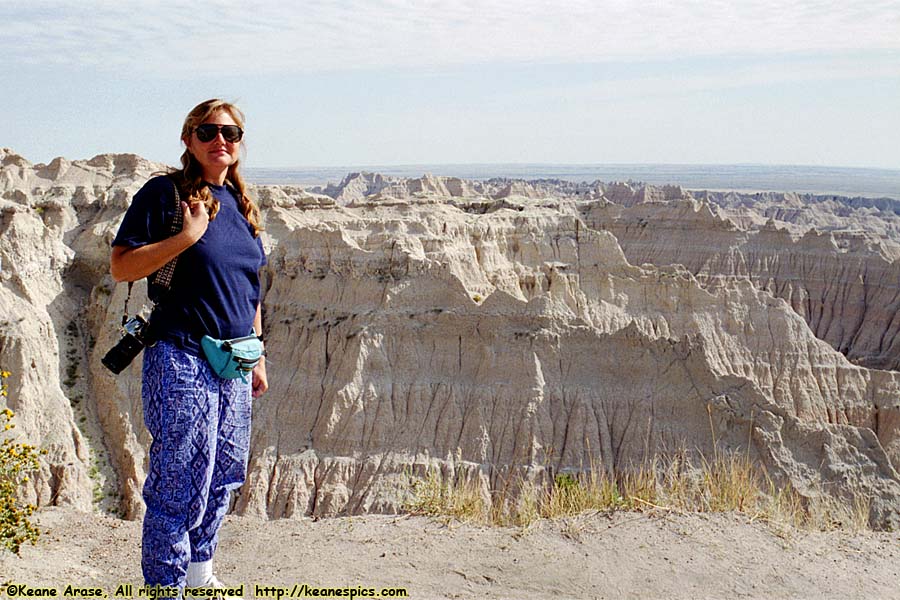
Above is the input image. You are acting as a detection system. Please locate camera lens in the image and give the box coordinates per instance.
[101,333,145,374]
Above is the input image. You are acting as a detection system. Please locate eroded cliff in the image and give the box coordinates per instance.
[1,150,898,528]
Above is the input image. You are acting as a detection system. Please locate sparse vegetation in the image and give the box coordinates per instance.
[60,319,117,512]
[0,370,45,554]
[406,465,486,523]
[90,460,103,504]
[63,320,80,389]
[403,448,872,533]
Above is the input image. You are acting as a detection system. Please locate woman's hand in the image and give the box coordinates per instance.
[181,201,210,243]
[252,356,268,398]
[251,303,266,397]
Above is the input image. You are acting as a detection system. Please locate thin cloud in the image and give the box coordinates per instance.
[493,54,900,110]
[2,0,900,74]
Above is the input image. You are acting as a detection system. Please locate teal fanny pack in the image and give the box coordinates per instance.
[200,333,264,382]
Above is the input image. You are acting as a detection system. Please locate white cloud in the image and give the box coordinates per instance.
[2,0,900,74]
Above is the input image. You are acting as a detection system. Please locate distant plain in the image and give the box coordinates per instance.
[245,164,900,200]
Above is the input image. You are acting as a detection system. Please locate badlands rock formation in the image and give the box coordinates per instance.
[1,151,899,528]
[581,189,900,371]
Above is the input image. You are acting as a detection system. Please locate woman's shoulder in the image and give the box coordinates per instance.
[134,174,179,206]
[142,173,179,193]
[114,173,180,247]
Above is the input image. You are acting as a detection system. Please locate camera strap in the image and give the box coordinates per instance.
[122,176,184,325]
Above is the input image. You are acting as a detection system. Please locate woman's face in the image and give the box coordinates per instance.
[185,110,241,181]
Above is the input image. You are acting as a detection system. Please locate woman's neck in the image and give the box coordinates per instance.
[203,168,228,186]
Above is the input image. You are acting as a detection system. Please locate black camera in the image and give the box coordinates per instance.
[101,315,152,374]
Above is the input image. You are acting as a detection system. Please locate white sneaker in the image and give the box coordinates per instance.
[187,577,242,598]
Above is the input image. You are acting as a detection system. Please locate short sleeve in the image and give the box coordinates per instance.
[112,176,177,248]
[256,236,267,269]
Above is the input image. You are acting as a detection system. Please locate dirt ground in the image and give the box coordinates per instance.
[1,507,898,600]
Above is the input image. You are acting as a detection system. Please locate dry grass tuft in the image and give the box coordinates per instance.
[403,449,873,533]
[406,466,489,523]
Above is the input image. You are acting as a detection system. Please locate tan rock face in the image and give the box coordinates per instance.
[0,148,162,510]
[1,150,899,528]
[581,189,900,371]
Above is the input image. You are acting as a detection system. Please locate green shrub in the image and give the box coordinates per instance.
[1,370,44,554]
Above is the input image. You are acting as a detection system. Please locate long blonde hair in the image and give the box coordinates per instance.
[172,99,263,237]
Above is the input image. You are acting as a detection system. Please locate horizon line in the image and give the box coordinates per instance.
[246,161,900,173]
[3,148,898,174]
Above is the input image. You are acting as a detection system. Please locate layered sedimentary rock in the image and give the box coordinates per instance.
[695,189,900,258]
[581,187,900,371]
[0,149,163,509]
[1,148,899,528]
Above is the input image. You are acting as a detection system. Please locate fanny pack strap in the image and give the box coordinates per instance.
[121,176,183,324]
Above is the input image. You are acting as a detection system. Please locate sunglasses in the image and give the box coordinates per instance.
[194,124,244,143]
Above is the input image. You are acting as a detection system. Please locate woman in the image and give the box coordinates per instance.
[110,99,267,590]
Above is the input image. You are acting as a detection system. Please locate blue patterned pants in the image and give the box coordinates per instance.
[141,341,252,588]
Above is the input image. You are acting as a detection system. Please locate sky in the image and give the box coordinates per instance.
[2,0,899,170]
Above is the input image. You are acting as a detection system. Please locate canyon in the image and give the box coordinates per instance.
[1,149,898,528]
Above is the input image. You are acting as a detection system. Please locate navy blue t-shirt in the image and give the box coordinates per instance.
[112,175,267,356]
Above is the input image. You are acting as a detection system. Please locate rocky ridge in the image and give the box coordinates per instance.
[580,191,900,372]
[1,148,899,528]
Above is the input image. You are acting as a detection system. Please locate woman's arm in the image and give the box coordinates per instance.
[252,302,268,398]
[110,201,210,282]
